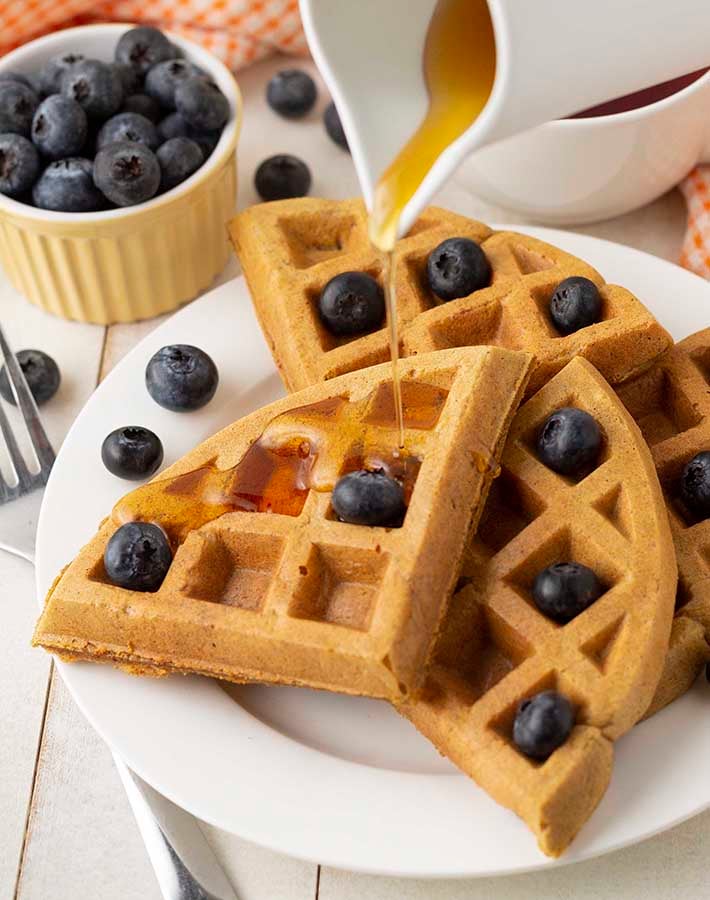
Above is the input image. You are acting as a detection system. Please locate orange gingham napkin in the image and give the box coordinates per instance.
[680,166,710,279]
[0,0,308,70]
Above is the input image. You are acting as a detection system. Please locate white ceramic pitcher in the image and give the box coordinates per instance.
[301,0,710,235]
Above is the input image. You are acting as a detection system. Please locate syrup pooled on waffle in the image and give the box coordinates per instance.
[617,328,710,715]
[398,357,676,857]
[229,198,671,396]
[33,347,532,700]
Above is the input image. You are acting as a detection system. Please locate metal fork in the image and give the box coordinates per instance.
[0,322,238,900]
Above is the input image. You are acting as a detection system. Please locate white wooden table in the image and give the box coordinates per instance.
[3,56,710,900]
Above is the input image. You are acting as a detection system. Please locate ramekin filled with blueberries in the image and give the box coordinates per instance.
[0,24,241,324]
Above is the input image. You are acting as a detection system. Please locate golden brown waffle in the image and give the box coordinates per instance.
[33,347,532,700]
[398,358,676,857]
[229,198,671,395]
[616,328,710,716]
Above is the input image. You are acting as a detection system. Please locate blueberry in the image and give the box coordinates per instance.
[549,276,602,335]
[427,237,491,301]
[537,407,602,476]
[318,271,384,336]
[680,451,710,519]
[0,72,33,90]
[97,112,160,152]
[324,101,349,151]
[39,52,85,96]
[122,93,162,123]
[31,95,87,160]
[156,137,203,191]
[0,134,40,198]
[101,425,164,481]
[0,81,39,137]
[0,348,60,406]
[145,344,218,411]
[188,128,221,159]
[61,59,123,120]
[33,158,104,212]
[175,77,229,132]
[115,26,177,77]
[93,141,160,207]
[254,154,311,201]
[104,522,172,592]
[113,62,143,97]
[331,470,406,527]
[532,562,603,623]
[157,111,189,142]
[513,691,574,760]
[266,69,317,118]
[145,59,200,110]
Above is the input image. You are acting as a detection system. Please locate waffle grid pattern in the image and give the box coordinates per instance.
[617,328,710,714]
[400,358,676,856]
[34,347,532,700]
[229,198,671,395]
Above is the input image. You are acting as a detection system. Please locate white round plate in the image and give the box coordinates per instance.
[36,226,710,878]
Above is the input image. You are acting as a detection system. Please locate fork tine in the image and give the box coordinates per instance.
[0,323,55,479]
[0,397,33,490]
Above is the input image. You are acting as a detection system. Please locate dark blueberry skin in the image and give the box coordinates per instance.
[145,59,200,110]
[39,52,85,96]
[115,26,177,77]
[33,158,104,212]
[0,134,40,198]
[104,522,172,592]
[427,237,491,301]
[122,93,162,123]
[0,72,34,90]
[324,101,349,151]
[156,137,203,191]
[332,470,406,527]
[318,271,385,336]
[61,59,123,120]
[93,141,160,207]
[254,154,311,201]
[97,112,160,152]
[145,344,219,411]
[189,129,221,160]
[537,407,602,476]
[157,111,189,141]
[0,81,39,137]
[175,76,229,132]
[513,690,574,760]
[101,425,164,481]
[680,451,710,519]
[266,69,317,118]
[0,348,60,406]
[549,276,602,335]
[113,62,143,97]
[31,95,88,160]
[532,562,603,623]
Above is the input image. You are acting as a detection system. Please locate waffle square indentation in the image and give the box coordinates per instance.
[279,213,363,269]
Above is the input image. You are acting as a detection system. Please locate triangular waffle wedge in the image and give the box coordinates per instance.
[229,198,671,395]
[34,347,532,700]
[398,357,676,857]
[616,328,710,716]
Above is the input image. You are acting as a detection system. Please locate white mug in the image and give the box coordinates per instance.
[301,0,710,234]
[460,68,710,225]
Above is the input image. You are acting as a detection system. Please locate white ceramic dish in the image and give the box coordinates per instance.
[36,226,710,878]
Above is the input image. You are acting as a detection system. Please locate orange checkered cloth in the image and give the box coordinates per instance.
[0,0,308,70]
[680,167,710,280]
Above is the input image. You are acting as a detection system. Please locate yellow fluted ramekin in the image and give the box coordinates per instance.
[0,25,241,324]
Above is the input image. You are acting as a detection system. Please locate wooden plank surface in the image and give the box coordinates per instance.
[4,50,698,900]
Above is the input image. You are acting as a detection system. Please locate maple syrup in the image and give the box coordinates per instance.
[115,381,449,544]
[368,0,497,446]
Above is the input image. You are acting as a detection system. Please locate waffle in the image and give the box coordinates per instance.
[398,357,677,856]
[229,198,671,396]
[33,347,532,700]
[616,328,710,716]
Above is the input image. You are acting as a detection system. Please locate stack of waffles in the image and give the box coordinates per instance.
[35,198,710,857]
